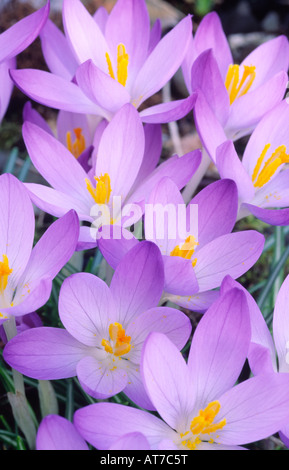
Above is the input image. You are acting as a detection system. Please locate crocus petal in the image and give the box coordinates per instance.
[132,15,192,106]
[110,241,164,324]
[139,94,197,124]
[3,327,87,380]
[36,415,89,450]
[109,432,150,451]
[188,287,251,408]
[273,274,289,373]
[249,169,289,209]
[194,230,265,292]
[2,278,52,317]
[98,225,139,269]
[23,101,54,136]
[74,402,173,450]
[164,289,220,313]
[0,58,16,123]
[93,6,108,32]
[0,2,49,63]
[76,226,98,251]
[241,203,289,226]
[162,256,199,296]
[148,19,162,54]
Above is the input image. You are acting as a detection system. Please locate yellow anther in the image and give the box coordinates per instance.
[0,255,12,293]
[66,128,86,159]
[170,236,199,266]
[85,173,112,205]
[102,322,131,358]
[225,64,256,105]
[105,43,129,87]
[252,144,289,188]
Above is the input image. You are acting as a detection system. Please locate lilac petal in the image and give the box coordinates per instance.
[40,18,78,80]
[98,225,139,269]
[148,19,162,54]
[109,432,150,451]
[217,373,289,446]
[59,272,116,346]
[3,327,87,380]
[188,288,250,408]
[241,203,289,226]
[56,109,91,149]
[76,355,128,400]
[0,58,16,123]
[273,274,289,373]
[76,226,98,251]
[162,256,199,296]
[2,278,52,317]
[250,169,289,209]
[0,2,49,63]
[141,332,193,430]
[165,289,220,313]
[93,6,108,32]
[74,402,172,450]
[139,94,197,124]
[194,230,265,292]
[110,241,164,324]
[132,15,192,106]
[23,101,54,136]
[36,415,89,450]
[248,343,276,375]
[279,424,289,449]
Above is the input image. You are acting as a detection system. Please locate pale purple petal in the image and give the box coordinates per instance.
[139,94,197,124]
[0,58,16,123]
[98,225,139,269]
[241,203,289,226]
[165,289,220,313]
[273,274,289,373]
[36,415,89,450]
[162,256,199,296]
[109,432,150,450]
[2,278,52,317]
[23,101,54,136]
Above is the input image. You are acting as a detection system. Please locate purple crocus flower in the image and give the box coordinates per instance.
[196,97,289,226]
[183,12,289,141]
[21,103,201,249]
[10,0,197,124]
[0,173,79,323]
[73,286,289,451]
[3,241,192,409]
[98,177,265,312]
[36,415,89,450]
[0,2,50,123]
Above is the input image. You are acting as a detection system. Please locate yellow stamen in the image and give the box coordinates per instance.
[85,173,112,204]
[66,128,86,159]
[170,236,199,267]
[105,43,129,87]
[252,144,289,188]
[102,322,131,357]
[225,64,256,105]
[0,255,12,293]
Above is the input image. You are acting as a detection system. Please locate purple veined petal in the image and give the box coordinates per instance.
[148,19,162,55]
[110,241,164,325]
[162,256,199,296]
[22,121,92,204]
[249,169,289,209]
[74,402,173,450]
[2,278,52,318]
[75,59,130,113]
[141,332,194,431]
[36,414,89,450]
[124,363,156,410]
[273,274,289,373]
[241,203,289,226]
[23,101,54,136]
[194,230,265,292]
[95,103,145,203]
[193,89,227,162]
[62,0,110,71]
[132,15,192,106]
[105,0,150,86]
[279,423,289,449]
[40,18,78,80]
[109,432,150,451]
[217,373,289,446]
[190,49,230,127]
[0,2,49,63]
[181,35,194,95]
[97,225,139,269]
[76,226,98,251]
[189,178,238,248]
[188,287,251,409]
[3,327,88,380]
[248,342,276,375]
[56,109,92,149]
[240,35,289,90]
[215,140,255,203]
[227,71,288,141]
[76,355,128,400]
[59,272,116,346]
[0,173,35,287]
[139,93,197,124]
[193,12,233,80]
[93,6,108,33]
[0,57,16,123]
[10,68,105,117]
[165,288,220,313]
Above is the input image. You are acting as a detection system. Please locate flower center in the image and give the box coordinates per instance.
[252,143,289,188]
[66,128,86,159]
[85,173,112,205]
[0,255,12,293]
[180,401,226,450]
[101,322,131,357]
[225,64,256,105]
[106,43,129,87]
[170,235,198,267]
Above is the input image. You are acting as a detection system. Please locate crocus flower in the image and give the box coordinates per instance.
[36,415,89,450]
[0,173,79,323]
[183,12,289,141]
[98,177,265,312]
[196,97,289,226]
[21,103,201,249]
[73,286,289,450]
[0,1,50,123]
[10,0,197,124]
[3,241,192,409]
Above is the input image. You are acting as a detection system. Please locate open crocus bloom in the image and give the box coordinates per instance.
[98,177,265,312]
[0,173,79,324]
[183,12,289,140]
[36,415,89,451]
[22,103,201,249]
[3,242,192,409]
[73,286,289,450]
[0,2,49,123]
[10,0,197,124]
